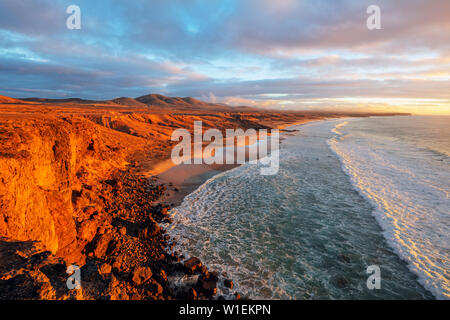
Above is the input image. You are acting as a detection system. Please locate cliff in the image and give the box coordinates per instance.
[0,94,370,299]
[0,116,146,263]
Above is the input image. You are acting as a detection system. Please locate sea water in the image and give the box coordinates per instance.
[168,116,449,300]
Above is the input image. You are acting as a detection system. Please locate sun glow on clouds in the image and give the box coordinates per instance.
[0,0,449,114]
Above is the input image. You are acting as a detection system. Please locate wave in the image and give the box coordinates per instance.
[167,119,435,300]
[328,119,450,300]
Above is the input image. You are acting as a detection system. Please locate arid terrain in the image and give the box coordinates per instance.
[0,94,408,299]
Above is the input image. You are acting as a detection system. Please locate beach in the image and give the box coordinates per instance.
[0,94,422,300]
[0,95,346,299]
[165,116,447,299]
[151,118,321,207]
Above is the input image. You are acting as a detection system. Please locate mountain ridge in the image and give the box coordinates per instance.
[15,93,255,112]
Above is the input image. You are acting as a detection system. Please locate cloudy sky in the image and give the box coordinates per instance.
[1,0,449,114]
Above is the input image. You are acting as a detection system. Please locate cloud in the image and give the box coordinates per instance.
[0,0,449,113]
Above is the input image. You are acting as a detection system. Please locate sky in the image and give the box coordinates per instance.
[0,0,449,114]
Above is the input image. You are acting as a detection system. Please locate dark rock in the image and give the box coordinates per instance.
[197,274,217,296]
[224,279,234,289]
[150,279,164,296]
[208,271,219,281]
[105,179,119,187]
[139,218,161,238]
[184,257,202,274]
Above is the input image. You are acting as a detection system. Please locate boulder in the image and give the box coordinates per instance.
[224,279,234,289]
[197,274,217,296]
[92,233,112,258]
[132,267,153,285]
[158,269,168,282]
[118,227,127,236]
[184,257,202,274]
[77,219,98,241]
[99,263,112,274]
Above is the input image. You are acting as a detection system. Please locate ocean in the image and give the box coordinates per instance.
[167,115,449,300]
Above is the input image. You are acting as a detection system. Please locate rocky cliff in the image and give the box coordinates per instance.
[0,116,146,263]
[0,95,351,299]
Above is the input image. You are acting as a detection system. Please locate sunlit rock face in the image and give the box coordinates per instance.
[0,116,136,263]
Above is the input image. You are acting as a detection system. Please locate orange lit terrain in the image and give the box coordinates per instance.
[0,94,408,299]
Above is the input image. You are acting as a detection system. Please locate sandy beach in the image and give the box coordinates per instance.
[151,120,311,207]
[0,94,409,300]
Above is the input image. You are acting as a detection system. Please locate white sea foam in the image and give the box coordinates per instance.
[167,117,440,300]
[328,117,450,300]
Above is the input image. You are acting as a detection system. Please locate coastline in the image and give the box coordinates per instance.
[149,118,328,299]
[163,116,439,300]
[155,118,328,207]
[0,93,418,300]
[327,116,448,300]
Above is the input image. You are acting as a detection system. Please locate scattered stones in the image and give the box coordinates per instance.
[0,111,309,301]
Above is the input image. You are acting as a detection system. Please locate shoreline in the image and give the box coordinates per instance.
[157,117,333,299]
[155,118,328,207]
[152,119,323,299]
[161,116,440,300]
[0,94,417,300]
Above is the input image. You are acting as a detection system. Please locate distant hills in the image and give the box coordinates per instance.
[0,95,28,104]
[6,93,255,112]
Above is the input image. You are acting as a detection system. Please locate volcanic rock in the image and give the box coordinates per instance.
[132,267,153,285]
[184,257,202,274]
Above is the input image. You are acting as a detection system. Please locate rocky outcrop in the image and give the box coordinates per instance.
[0,169,235,300]
[0,116,145,263]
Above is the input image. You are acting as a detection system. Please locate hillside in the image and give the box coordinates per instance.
[17,93,253,112]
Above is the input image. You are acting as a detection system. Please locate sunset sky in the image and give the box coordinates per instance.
[0,0,449,114]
